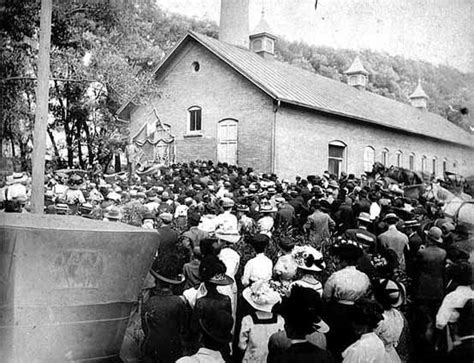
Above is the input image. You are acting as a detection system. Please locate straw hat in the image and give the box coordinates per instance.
[260,203,277,213]
[292,245,326,272]
[243,281,281,313]
[383,213,399,222]
[104,208,121,221]
[221,197,235,208]
[357,212,372,224]
[159,212,173,223]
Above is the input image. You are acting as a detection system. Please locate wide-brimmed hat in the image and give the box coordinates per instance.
[106,192,121,202]
[104,208,122,220]
[374,278,406,308]
[331,237,363,261]
[243,281,281,313]
[236,204,249,212]
[260,203,277,213]
[208,272,234,285]
[159,212,173,223]
[215,228,241,243]
[199,255,234,285]
[281,285,330,335]
[142,213,156,223]
[383,213,399,222]
[7,172,28,185]
[403,220,420,228]
[199,311,233,343]
[150,252,185,285]
[425,226,443,243]
[328,180,339,189]
[221,197,235,208]
[357,212,372,224]
[292,245,326,272]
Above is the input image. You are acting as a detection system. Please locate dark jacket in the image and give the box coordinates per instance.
[413,245,447,300]
[142,290,187,363]
[156,226,179,256]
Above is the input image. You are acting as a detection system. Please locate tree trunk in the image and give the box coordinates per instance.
[66,134,74,168]
[47,126,60,160]
[76,119,84,169]
[83,120,94,165]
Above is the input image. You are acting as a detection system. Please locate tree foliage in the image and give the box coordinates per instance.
[1,1,472,172]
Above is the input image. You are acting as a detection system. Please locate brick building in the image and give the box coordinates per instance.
[118,0,473,179]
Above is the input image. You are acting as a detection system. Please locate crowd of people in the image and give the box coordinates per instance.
[1,160,472,363]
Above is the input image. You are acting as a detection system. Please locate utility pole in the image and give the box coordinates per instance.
[30,0,52,214]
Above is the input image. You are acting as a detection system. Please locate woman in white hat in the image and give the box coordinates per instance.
[239,281,285,362]
[373,279,407,363]
[290,245,326,296]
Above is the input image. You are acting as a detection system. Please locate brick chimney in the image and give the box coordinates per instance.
[219,0,250,48]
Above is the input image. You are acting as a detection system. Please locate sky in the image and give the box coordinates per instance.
[157,0,474,73]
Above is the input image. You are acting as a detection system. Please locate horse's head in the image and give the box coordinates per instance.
[372,162,385,174]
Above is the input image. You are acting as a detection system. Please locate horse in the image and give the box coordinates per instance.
[369,162,423,186]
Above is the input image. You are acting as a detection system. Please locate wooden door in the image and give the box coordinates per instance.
[217,119,238,165]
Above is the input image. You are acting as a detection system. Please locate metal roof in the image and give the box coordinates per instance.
[409,79,429,99]
[187,31,472,147]
[250,16,276,39]
[344,55,369,75]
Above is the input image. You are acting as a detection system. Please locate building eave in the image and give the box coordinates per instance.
[278,98,474,149]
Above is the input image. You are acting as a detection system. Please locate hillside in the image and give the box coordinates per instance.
[2,1,472,170]
[118,3,474,132]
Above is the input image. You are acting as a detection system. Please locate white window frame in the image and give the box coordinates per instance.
[363,146,375,172]
[187,106,202,134]
[421,155,427,173]
[328,140,347,177]
[381,148,389,167]
[409,153,415,171]
[395,150,403,167]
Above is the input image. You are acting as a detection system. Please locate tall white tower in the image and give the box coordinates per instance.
[219,0,250,48]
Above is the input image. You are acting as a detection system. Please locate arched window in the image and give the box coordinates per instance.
[432,157,437,175]
[443,158,447,173]
[187,106,202,132]
[421,155,427,173]
[328,140,346,177]
[395,150,403,167]
[363,146,375,172]
[409,153,415,171]
[381,148,389,167]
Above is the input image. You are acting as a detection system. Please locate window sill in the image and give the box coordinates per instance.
[184,132,203,138]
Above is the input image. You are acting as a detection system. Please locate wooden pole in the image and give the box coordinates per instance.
[30,0,52,214]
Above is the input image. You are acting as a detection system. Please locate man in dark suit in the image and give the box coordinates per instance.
[156,212,179,256]
[303,200,335,249]
[412,226,447,361]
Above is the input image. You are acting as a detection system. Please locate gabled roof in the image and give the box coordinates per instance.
[119,31,473,148]
[344,56,369,75]
[409,79,429,99]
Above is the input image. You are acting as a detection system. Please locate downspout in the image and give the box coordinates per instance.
[271,99,280,173]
